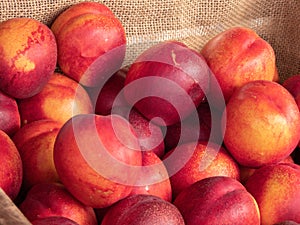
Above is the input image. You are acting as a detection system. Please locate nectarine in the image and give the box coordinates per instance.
[173,176,260,225]
[101,194,185,225]
[53,114,142,208]
[51,1,115,37]
[224,80,300,167]
[130,151,172,202]
[245,163,300,224]
[165,141,240,197]
[18,73,93,126]
[0,130,22,200]
[0,91,20,136]
[124,40,210,126]
[0,17,57,98]
[93,69,128,115]
[31,217,79,225]
[12,119,61,191]
[19,182,97,225]
[113,106,165,158]
[53,5,126,87]
[201,26,276,102]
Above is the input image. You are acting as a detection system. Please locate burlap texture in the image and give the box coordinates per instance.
[0,0,299,81]
[0,189,31,225]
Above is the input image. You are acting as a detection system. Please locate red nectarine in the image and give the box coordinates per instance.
[124,40,211,126]
[18,73,93,126]
[0,130,22,200]
[101,194,185,225]
[0,17,57,99]
[130,151,172,202]
[165,141,240,197]
[245,163,300,224]
[19,182,97,225]
[0,91,20,136]
[224,80,300,167]
[51,1,115,37]
[201,26,276,102]
[12,119,61,191]
[173,176,260,225]
[31,217,79,225]
[54,5,126,87]
[113,106,165,158]
[53,114,142,208]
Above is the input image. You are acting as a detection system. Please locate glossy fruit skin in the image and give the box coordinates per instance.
[101,194,185,225]
[19,182,97,225]
[0,17,57,99]
[245,163,300,225]
[0,130,22,200]
[94,70,128,116]
[31,217,79,225]
[18,72,93,126]
[51,1,115,37]
[282,74,300,98]
[165,141,240,198]
[0,91,20,136]
[173,176,260,225]
[129,151,172,202]
[12,119,62,191]
[124,40,211,126]
[113,106,165,158]
[53,114,142,208]
[54,6,126,87]
[224,80,300,167]
[201,26,276,102]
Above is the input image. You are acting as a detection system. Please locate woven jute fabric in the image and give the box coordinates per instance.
[0,0,299,82]
[0,189,31,225]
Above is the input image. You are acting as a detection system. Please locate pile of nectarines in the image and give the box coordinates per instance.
[0,1,300,225]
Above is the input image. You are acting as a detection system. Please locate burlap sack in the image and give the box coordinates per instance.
[0,0,299,82]
[0,1,299,223]
[0,189,30,225]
